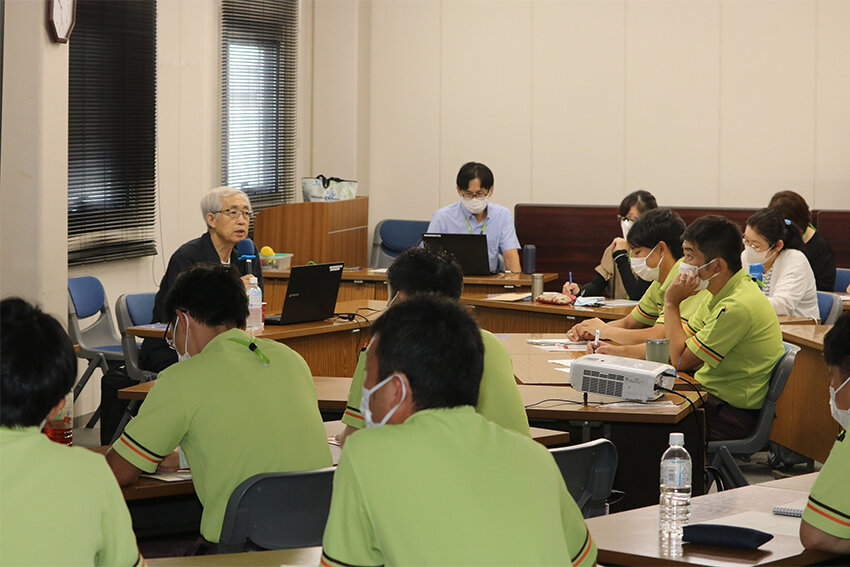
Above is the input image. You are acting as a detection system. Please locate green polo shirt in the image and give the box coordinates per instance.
[113,328,332,542]
[683,269,784,410]
[1,427,141,566]
[803,429,850,540]
[322,406,596,567]
[341,329,530,437]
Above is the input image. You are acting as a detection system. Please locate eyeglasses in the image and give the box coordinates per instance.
[617,215,638,223]
[163,310,187,350]
[163,319,176,350]
[460,189,490,199]
[742,237,772,253]
[217,208,253,220]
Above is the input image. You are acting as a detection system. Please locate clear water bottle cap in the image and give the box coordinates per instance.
[669,432,684,446]
[249,275,258,285]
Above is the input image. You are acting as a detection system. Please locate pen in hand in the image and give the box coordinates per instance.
[593,329,600,353]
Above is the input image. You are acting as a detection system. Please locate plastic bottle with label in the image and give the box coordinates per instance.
[246,276,264,334]
[659,432,691,540]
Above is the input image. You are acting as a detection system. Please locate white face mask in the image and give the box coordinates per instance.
[829,375,850,430]
[630,244,663,282]
[620,218,633,239]
[462,196,488,215]
[743,242,777,266]
[177,311,191,362]
[360,373,407,429]
[678,259,718,292]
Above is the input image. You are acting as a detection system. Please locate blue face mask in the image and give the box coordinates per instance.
[359,373,406,429]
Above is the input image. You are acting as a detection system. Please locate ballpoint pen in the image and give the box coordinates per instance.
[594,329,600,351]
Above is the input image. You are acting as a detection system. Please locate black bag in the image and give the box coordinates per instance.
[100,363,139,444]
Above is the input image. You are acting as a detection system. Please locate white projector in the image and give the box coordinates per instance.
[570,354,676,402]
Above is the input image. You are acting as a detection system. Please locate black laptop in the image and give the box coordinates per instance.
[264,262,344,325]
[421,233,493,276]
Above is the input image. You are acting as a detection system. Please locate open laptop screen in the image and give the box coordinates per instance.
[264,262,344,325]
[421,233,492,276]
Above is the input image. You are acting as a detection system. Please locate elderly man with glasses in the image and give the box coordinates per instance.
[140,186,263,372]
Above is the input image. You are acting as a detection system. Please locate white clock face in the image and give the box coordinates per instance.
[51,0,75,41]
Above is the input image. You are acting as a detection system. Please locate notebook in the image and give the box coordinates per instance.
[421,233,493,276]
[264,262,344,325]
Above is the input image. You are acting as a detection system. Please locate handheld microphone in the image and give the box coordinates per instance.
[236,238,257,275]
[236,238,256,260]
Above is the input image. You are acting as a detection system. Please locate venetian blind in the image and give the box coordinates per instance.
[68,0,157,265]
[221,0,298,221]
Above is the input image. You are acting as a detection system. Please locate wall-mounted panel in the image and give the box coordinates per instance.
[440,0,533,211]
[719,0,816,207]
[532,0,626,207]
[814,0,850,209]
[626,0,720,207]
[368,0,442,226]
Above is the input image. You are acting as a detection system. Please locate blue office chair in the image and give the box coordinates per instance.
[111,293,158,442]
[817,291,843,325]
[549,438,618,518]
[835,268,850,294]
[218,467,336,553]
[67,276,124,428]
[707,342,800,460]
[370,219,430,268]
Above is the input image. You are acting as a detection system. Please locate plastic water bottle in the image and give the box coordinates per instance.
[246,276,264,334]
[659,432,691,539]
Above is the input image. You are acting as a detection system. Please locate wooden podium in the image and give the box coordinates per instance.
[253,196,368,267]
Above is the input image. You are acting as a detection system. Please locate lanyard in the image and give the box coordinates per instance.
[465,216,487,235]
[228,337,270,366]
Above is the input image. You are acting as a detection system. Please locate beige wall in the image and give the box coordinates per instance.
[363,0,850,228]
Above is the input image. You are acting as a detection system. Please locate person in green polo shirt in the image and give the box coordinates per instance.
[106,265,331,547]
[338,246,529,445]
[664,215,784,441]
[321,295,596,567]
[567,208,708,359]
[800,312,850,554]
[1,298,142,567]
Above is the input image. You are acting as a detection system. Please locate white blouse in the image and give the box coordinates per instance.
[742,248,819,320]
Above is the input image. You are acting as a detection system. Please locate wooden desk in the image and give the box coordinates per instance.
[127,300,384,377]
[147,547,322,566]
[756,472,817,493]
[262,269,558,311]
[770,325,839,463]
[585,482,835,566]
[462,296,634,333]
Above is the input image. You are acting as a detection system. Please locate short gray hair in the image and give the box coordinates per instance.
[201,186,251,227]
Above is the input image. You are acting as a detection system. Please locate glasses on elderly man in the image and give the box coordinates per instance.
[217,208,253,220]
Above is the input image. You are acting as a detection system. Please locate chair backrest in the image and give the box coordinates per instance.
[218,467,336,554]
[817,291,843,325]
[549,438,618,518]
[67,276,122,357]
[370,219,430,268]
[707,341,800,457]
[115,293,157,382]
[834,268,850,294]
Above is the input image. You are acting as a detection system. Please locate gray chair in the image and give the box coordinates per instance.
[817,291,843,325]
[67,276,124,427]
[707,342,800,460]
[549,438,618,518]
[706,445,749,492]
[111,293,158,442]
[218,467,336,553]
[370,219,430,268]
